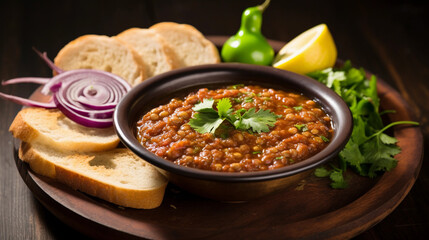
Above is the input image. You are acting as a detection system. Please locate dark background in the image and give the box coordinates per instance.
[1,0,428,239]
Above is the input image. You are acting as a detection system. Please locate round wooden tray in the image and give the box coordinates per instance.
[13,37,423,240]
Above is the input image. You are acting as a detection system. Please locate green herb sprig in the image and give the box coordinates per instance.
[308,61,419,188]
[188,98,280,135]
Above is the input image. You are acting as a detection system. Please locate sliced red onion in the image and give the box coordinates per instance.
[0,92,56,108]
[2,77,50,85]
[46,69,130,127]
[53,93,115,128]
[33,48,64,75]
[50,70,130,120]
[1,51,131,128]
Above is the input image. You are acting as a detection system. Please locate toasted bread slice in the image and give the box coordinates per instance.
[150,22,220,67]
[115,28,178,77]
[9,108,119,152]
[19,142,168,209]
[54,34,146,86]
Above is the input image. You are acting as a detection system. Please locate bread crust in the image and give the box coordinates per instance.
[19,142,168,209]
[54,34,146,86]
[9,110,38,143]
[13,109,166,209]
[9,108,120,152]
[115,28,179,77]
[150,22,220,67]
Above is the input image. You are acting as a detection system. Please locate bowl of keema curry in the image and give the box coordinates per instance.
[114,63,352,201]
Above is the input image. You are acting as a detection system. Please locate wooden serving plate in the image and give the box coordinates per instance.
[13,37,423,240]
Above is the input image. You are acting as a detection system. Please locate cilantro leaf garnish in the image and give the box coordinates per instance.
[216,98,232,118]
[229,84,244,89]
[192,98,216,113]
[189,99,223,134]
[234,108,280,133]
[314,167,331,177]
[315,165,348,189]
[189,98,280,135]
[320,136,330,142]
[244,97,254,103]
[188,112,224,134]
[293,106,303,111]
[233,98,243,103]
[308,61,419,188]
[329,169,348,189]
[295,124,308,132]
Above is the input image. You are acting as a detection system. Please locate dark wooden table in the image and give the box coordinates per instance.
[1,0,428,239]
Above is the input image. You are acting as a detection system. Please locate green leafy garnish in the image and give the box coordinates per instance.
[217,98,233,118]
[188,112,224,134]
[320,136,330,142]
[189,98,280,135]
[188,99,223,134]
[293,106,303,111]
[295,124,308,132]
[192,98,216,112]
[329,169,348,189]
[229,84,244,89]
[314,165,348,189]
[233,98,243,103]
[308,61,419,188]
[243,96,254,103]
[233,108,279,133]
[314,167,331,177]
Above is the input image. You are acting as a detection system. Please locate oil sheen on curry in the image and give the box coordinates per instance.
[136,85,333,172]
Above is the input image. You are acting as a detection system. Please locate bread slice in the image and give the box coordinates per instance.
[9,108,119,152]
[115,28,178,77]
[150,22,220,68]
[19,142,168,209]
[54,34,146,86]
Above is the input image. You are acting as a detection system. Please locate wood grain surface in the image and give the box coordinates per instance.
[1,0,428,239]
[11,74,423,240]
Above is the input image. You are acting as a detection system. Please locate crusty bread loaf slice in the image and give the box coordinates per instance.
[115,28,178,77]
[150,22,220,68]
[19,142,168,209]
[9,108,119,152]
[54,34,146,86]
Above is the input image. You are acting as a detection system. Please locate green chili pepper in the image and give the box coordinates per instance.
[221,0,274,65]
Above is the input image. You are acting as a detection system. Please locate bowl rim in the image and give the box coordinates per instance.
[114,63,352,182]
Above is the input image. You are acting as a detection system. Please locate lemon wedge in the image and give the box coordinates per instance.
[272,24,337,75]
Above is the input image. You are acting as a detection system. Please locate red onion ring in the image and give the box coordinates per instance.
[49,69,131,125]
[0,50,132,128]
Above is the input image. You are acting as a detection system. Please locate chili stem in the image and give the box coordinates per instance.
[258,0,271,12]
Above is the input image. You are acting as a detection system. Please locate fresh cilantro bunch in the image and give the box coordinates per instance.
[188,98,280,135]
[308,61,418,188]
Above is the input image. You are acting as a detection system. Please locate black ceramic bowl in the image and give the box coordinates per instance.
[114,63,352,201]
